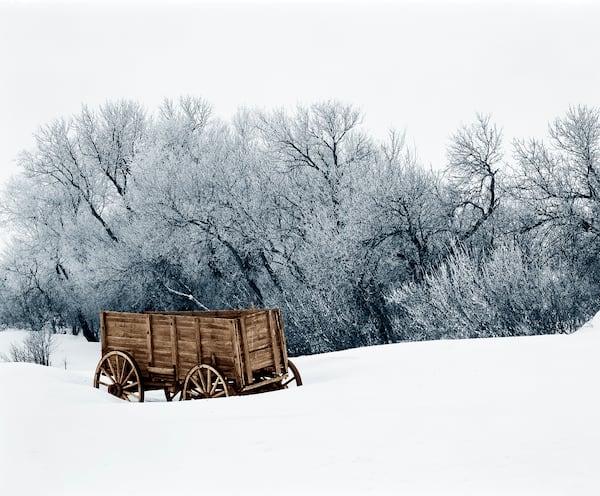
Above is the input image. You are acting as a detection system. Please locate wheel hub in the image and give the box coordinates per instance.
[108,383,123,397]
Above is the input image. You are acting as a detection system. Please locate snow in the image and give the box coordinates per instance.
[1,314,600,496]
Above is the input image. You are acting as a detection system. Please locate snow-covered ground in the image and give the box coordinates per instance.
[1,313,600,496]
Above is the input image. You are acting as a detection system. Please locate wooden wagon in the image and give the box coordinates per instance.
[93,307,302,401]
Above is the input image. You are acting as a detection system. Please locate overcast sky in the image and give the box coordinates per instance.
[1,0,600,188]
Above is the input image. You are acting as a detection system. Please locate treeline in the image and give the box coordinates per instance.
[0,98,598,354]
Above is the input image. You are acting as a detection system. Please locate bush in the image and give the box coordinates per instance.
[389,243,599,340]
[1,330,55,366]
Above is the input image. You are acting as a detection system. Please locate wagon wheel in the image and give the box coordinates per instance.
[94,351,144,402]
[182,364,229,400]
[283,359,303,387]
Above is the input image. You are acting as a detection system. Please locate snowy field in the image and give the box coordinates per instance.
[1,313,600,496]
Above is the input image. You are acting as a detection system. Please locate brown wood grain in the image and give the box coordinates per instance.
[100,312,108,354]
[100,308,294,396]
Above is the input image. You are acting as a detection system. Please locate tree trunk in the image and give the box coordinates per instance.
[77,312,98,342]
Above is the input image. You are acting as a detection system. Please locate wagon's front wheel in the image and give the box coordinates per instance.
[283,359,303,387]
[94,351,144,402]
[182,364,229,400]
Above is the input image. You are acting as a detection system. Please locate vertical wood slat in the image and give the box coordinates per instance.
[276,309,289,371]
[146,314,153,366]
[100,312,108,355]
[169,315,179,376]
[275,309,288,373]
[239,316,253,384]
[267,310,282,375]
[231,320,244,388]
[194,317,202,366]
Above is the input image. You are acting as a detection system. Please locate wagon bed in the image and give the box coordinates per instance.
[93,307,302,401]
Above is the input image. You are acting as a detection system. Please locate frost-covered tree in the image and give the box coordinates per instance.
[368,131,447,280]
[255,102,386,350]
[446,114,503,247]
[1,99,597,351]
[1,101,149,338]
[512,106,599,247]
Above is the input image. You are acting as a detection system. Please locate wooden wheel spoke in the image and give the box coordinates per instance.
[183,365,229,400]
[206,369,212,390]
[209,378,220,395]
[191,375,204,393]
[114,355,121,383]
[122,367,134,385]
[94,351,144,402]
[107,357,117,381]
[118,356,127,383]
[114,355,122,383]
[123,387,141,400]
[197,371,207,392]
[100,367,114,383]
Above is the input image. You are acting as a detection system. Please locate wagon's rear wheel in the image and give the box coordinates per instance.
[182,364,229,400]
[283,359,303,387]
[94,351,144,402]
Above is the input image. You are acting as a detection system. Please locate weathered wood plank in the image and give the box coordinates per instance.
[103,311,148,320]
[175,326,196,339]
[200,342,237,356]
[148,365,175,376]
[148,310,253,319]
[100,312,108,354]
[145,314,153,367]
[197,317,240,328]
[267,311,281,375]
[104,324,147,339]
[273,308,288,374]
[170,315,179,378]
[106,336,147,349]
[239,316,253,383]
[231,320,245,387]
[275,308,289,371]
[249,348,276,371]
[240,375,283,393]
[148,325,171,339]
[245,332,271,353]
[178,349,202,361]
[194,317,202,365]
[152,349,175,363]
[174,318,196,328]
[104,318,148,330]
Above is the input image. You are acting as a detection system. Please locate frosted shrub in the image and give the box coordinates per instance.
[2,330,54,366]
[389,244,595,340]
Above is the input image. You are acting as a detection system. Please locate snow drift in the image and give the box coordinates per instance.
[1,314,600,495]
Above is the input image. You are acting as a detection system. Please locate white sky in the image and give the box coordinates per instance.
[1,0,600,187]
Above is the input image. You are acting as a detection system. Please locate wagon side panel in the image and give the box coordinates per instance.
[147,314,176,374]
[102,311,150,378]
[175,315,203,382]
[244,310,282,375]
[197,317,244,386]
